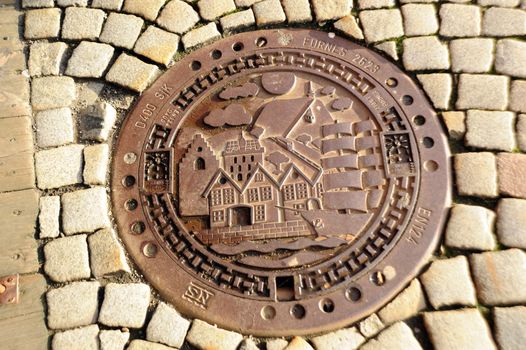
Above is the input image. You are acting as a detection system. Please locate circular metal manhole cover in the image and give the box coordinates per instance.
[111,29,451,336]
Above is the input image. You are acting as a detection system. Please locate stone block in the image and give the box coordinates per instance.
[66,41,114,78]
[24,8,61,39]
[127,340,176,350]
[62,187,111,235]
[358,314,385,338]
[44,234,91,282]
[39,196,60,239]
[401,4,438,36]
[35,144,84,189]
[358,0,395,9]
[91,0,123,10]
[497,199,526,249]
[186,319,243,350]
[35,107,74,148]
[61,7,105,40]
[29,42,67,77]
[52,325,100,350]
[334,16,364,40]
[378,279,426,325]
[99,283,151,328]
[454,152,498,198]
[123,0,166,21]
[465,110,516,151]
[360,322,423,350]
[157,0,200,34]
[311,328,365,350]
[31,76,76,111]
[182,22,221,50]
[79,102,117,142]
[198,0,236,21]
[134,26,180,66]
[282,0,312,23]
[497,153,526,199]
[359,9,404,43]
[106,53,160,93]
[88,228,130,277]
[99,330,130,350]
[510,80,526,113]
[441,111,465,140]
[312,0,352,21]
[445,204,496,251]
[220,9,256,32]
[518,114,526,152]
[146,302,191,348]
[253,0,286,26]
[482,7,526,36]
[402,36,450,70]
[450,38,495,73]
[456,74,509,110]
[496,39,526,79]
[439,4,481,37]
[47,282,100,329]
[99,12,144,50]
[494,306,526,350]
[83,144,109,185]
[417,74,452,109]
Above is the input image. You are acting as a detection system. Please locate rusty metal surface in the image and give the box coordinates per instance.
[111,29,451,336]
[0,274,19,305]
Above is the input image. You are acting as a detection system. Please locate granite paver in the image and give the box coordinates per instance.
[99,330,130,350]
[456,74,509,111]
[417,74,452,109]
[220,9,256,32]
[358,314,385,338]
[359,9,404,43]
[439,4,481,37]
[311,0,352,21]
[497,199,526,249]
[510,80,526,113]
[24,8,61,39]
[482,7,526,37]
[403,36,450,70]
[334,16,364,40]
[61,7,105,40]
[186,320,243,350]
[157,0,200,34]
[62,187,111,235]
[66,41,115,78]
[471,249,526,305]
[79,102,117,142]
[377,279,426,324]
[182,23,222,50]
[494,307,526,350]
[253,0,286,26]
[495,39,526,79]
[83,144,109,185]
[282,0,312,23]
[123,0,166,21]
[454,152,498,198]
[39,196,60,239]
[35,144,84,189]
[106,53,160,93]
[450,38,495,73]
[146,302,191,348]
[44,234,91,282]
[310,328,365,350]
[360,322,423,350]
[99,12,144,50]
[445,204,496,251]
[88,228,130,277]
[35,107,74,148]
[31,76,76,111]
[52,325,100,350]
[99,283,151,328]
[441,111,465,140]
[198,0,236,21]
[465,110,516,151]
[134,26,180,66]
[28,42,67,77]
[497,153,526,199]
[401,4,438,36]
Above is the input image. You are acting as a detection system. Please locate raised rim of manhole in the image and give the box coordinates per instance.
[111,29,451,337]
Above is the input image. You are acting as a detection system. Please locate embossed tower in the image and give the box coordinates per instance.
[179,134,219,216]
[223,132,264,183]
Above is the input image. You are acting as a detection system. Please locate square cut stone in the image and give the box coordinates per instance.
[35,144,84,189]
[99,330,130,350]
[471,249,526,305]
[465,110,516,151]
[421,256,477,309]
[253,0,286,26]
[266,339,289,350]
[52,325,100,350]
[359,314,385,338]
[100,12,144,50]
[29,42,67,77]
[134,26,180,66]
[518,114,526,152]
[445,204,496,251]
[510,80,526,113]
[99,283,151,328]
[494,307,526,350]
[24,8,61,39]
[497,199,526,249]
[44,235,91,282]
[198,0,236,21]
[456,74,509,111]
[454,152,498,198]
[479,0,520,5]
[62,187,111,235]
[402,36,450,71]
[92,0,123,10]
[424,309,496,350]
[39,196,60,239]
[186,320,243,350]
[32,76,76,111]
[358,0,395,9]
[312,0,351,21]
[235,0,263,6]
[360,322,422,350]
[220,9,256,32]
[35,107,74,148]
[359,9,404,43]
[128,340,176,350]
[311,328,365,350]
[375,41,398,60]
[439,4,481,37]
[62,7,105,40]
[401,4,438,36]
[450,38,495,73]
[47,282,100,330]
[79,102,117,142]
[182,23,221,50]
[123,0,166,21]
[482,7,526,37]
[496,39,526,79]
[66,41,114,78]
[441,111,465,140]
[84,144,109,185]
[417,74,452,110]
[146,302,191,348]
[23,0,54,7]
[334,16,364,40]
[282,0,312,23]
[88,228,130,277]
[497,153,526,199]
[57,0,88,6]
[377,279,426,325]
[106,53,160,93]
[157,0,200,34]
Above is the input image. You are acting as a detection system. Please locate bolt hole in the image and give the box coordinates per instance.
[233,42,244,52]
[290,304,306,319]
[125,199,138,211]
[191,60,201,71]
[371,271,386,286]
[124,152,137,164]
[422,137,434,148]
[261,305,276,320]
[402,95,414,105]
[386,78,398,87]
[424,160,439,172]
[413,115,426,126]
[143,242,158,258]
[211,50,222,59]
[131,221,146,234]
[346,287,362,302]
[256,37,267,47]
[320,298,335,313]
[122,175,136,187]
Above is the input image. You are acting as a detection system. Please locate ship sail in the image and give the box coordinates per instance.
[323,191,368,212]
[323,171,362,191]
[321,154,359,169]
[322,122,353,137]
[321,137,355,153]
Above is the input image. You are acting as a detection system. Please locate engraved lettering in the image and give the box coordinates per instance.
[182,282,214,309]
[407,207,432,245]
[155,84,174,100]
[303,36,347,56]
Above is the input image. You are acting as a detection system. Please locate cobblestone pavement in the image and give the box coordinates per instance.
[1,0,526,349]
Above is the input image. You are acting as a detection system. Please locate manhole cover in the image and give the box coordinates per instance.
[111,29,451,336]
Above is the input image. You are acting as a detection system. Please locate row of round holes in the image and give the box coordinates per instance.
[190,37,268,72]
[385,78,439,173]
